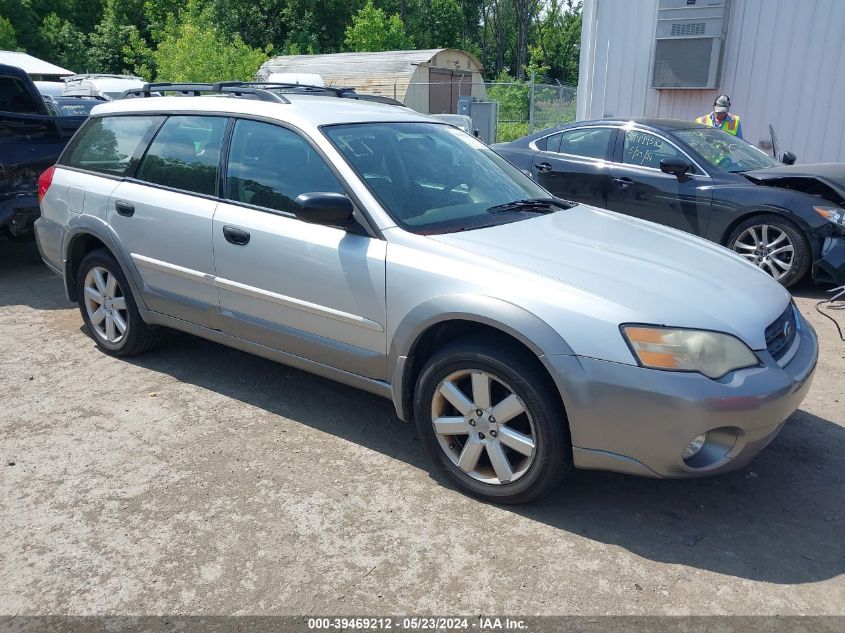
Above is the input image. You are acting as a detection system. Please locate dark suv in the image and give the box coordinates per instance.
[0,64,92,241]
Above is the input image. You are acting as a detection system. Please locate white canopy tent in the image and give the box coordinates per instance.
[0,51,73,79]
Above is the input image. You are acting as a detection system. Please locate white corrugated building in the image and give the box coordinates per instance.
[256,49,486,114]
[577,0,845,163]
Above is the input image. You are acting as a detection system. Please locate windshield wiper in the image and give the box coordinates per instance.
[486,198,575,213]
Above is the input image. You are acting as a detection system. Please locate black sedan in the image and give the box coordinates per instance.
[493,118,845,287]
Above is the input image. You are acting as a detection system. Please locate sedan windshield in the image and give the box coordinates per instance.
[323,122,555,234]
[672,127,781,173]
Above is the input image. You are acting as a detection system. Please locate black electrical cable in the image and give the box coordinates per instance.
[815,284,845,342]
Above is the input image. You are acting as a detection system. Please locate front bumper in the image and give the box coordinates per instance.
[812,236,845,285]
[547,315,818,478]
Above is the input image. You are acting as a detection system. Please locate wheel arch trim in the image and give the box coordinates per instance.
[388,294,575,421]
[62,216,147,310]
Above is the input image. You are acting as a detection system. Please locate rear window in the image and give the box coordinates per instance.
[136,115,227,196]
[62,115,164,176]
[0,76,42,114]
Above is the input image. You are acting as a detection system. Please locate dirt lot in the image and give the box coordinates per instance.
[0,241,843,616]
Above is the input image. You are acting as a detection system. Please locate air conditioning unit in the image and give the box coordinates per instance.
[652,0,731,89]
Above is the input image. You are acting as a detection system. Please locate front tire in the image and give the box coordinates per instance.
[727,214,811,287]
[413,336,572,504]
[76,249,161,356]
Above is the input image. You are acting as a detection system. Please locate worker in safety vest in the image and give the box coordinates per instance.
[696,95,743,139]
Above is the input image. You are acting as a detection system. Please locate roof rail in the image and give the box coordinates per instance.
[120,82,290,103]
[118,81,406,107]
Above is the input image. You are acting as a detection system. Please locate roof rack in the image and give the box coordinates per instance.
[120,82,291,103]
[119,81,407,108]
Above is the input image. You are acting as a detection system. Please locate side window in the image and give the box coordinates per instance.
[622,130,683,170]
[557,128,612,160]
[541,132,563,153]
[225,119,344,213]
[136,115,227,196]
[62,115,164,176]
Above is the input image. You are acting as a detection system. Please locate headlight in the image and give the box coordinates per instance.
[814,206,845,226]
[622,326,760,379]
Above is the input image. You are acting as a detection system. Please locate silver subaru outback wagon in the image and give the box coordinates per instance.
[35,83,818,503]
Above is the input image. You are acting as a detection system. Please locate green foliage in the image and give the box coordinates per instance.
[344,0,413,52]
[9,0,581,84]
[487,71,530,121]
[524,0,581,84]
[88,18,155,77]
[153,0,269,82]
[39,13,91,72]
[407,0,463,49]
[497,121,529,142]
[0,16,17,50]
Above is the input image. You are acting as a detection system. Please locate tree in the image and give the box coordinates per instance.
[407,0,463,49]
[344,0,413,52]
[153,0,269,82]
[532,0,581,84]
[0,16,17,50]
[38,14,91,72]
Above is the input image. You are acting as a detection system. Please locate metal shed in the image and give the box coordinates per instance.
[256,49,486,114]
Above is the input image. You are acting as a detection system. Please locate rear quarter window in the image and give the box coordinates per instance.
[61,115,164,176]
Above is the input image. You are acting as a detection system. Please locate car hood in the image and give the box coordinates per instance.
[745,163,845,205]
[428,205,791,350]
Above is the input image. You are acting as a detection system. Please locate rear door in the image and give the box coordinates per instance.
[107,114,228,326]
[212,118,387,379]
[531,126,615,206]
[606,128,713,235]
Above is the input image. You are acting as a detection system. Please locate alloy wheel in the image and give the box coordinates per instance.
[732,224,794,280]
[431,369,536,485]
[83,266,128,344]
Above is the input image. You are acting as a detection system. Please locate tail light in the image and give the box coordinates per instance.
[37,165,56,203]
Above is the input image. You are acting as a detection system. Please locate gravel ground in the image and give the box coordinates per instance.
[0,241,843,616]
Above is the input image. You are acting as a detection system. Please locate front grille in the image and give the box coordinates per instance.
[765,304,797,361]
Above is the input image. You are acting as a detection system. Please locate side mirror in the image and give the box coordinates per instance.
[660,157,692,180]
[294,192,355,227]
[782,151,797,165]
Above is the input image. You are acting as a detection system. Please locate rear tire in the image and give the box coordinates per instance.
[76,249,161,356]
[727,214,811,288]
[413,336,572,504]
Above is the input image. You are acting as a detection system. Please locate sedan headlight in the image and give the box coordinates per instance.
[622,326,760,379]
[814,206,845,226]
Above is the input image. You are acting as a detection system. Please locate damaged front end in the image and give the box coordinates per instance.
[746,165,845,285]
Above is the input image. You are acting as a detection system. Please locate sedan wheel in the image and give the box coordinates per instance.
[727,214,811,288]
[732,224,794,280]
[432,369,536,485]
[83,265,129,344]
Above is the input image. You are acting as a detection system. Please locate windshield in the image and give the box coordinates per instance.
[672,127,781,172]
[324,122,552,234]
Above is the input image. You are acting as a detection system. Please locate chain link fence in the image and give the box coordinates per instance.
[335,77,576,143]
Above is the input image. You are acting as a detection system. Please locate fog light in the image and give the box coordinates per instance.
[682,433,707,460]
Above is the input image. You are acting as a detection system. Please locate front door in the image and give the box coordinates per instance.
[606,128,713,235]
[212,119,387,379]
